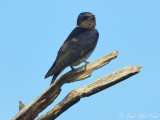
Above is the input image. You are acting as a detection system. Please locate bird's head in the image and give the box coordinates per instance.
[77,12,96,29]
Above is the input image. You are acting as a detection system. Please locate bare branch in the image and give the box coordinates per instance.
[38,65,142,120]
[19,101,25,111]
[12,50,118,120]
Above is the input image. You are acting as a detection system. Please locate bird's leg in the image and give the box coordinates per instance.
[84,60,90,69]
[70,66,75,71]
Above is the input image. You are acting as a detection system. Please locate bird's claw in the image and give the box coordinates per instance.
[70,66,75,71]
[85,61,90,69]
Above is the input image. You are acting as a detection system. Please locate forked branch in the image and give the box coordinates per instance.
[38,65,142,120]
[12,51,118,120]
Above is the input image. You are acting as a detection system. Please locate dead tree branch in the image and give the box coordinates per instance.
[38,65,142,120]
[12,50,118,120]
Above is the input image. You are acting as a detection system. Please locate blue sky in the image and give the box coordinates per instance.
[0,0,160,120]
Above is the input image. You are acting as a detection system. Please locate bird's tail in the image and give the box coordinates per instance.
[45,67,54,79]
[50,71,62,85]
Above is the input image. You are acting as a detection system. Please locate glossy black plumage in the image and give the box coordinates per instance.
[45,12,99,84]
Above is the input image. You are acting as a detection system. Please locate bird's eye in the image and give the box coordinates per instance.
[82,16,87,20]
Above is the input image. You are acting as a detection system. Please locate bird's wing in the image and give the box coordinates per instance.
[45,28,99,78]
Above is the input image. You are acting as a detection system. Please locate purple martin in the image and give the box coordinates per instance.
[45,12,99,84]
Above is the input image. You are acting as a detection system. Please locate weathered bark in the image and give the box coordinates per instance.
[38,65,142,120]
[19,101,25,111]
[12,50,118,120]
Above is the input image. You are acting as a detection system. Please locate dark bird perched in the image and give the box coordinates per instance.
[45,12,99,84]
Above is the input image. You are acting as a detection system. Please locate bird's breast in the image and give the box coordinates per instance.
[70,28,99,67]
[71,48,94,66]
